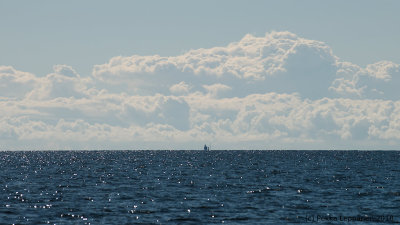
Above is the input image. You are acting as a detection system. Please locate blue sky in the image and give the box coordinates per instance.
[1,1,399,76]
[0,1,399,150]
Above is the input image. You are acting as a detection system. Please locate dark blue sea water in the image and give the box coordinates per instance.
[0,150,399,224]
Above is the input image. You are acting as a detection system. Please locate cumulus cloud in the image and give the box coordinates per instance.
[0,66,38,99]
[92,31,340,99]
[170,81,191,95]
[26,65,92,100]
[330,60,400,100]
[0,31,399,150]
[202,83,232,98]
[92,31,399,100]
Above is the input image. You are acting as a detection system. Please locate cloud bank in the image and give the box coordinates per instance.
[1,31,399,150]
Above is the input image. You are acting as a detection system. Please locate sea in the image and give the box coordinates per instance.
[0,150,399,224]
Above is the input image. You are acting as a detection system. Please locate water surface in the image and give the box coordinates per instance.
[0,150,399,224]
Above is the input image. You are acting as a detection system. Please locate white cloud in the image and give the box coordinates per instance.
[331,60,400,99]
[0,31,399,150]
[170,81,191,95]
[0,66,38,99]
[27,65,92,100]
[202,83,232,98]
[92,31,340,99]
[92,31,399,100]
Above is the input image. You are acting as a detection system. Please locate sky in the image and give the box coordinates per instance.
[0,1,399,150]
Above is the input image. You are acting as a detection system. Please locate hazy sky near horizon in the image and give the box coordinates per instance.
[1,1,400,150]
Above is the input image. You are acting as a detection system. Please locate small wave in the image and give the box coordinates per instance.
[129,209,156,214]
[357,191,373,197]
[246,186,283,194]
[168,217,202,222]
[0,209,15,215]
[226,216,251,221]
[385,191,400,196]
